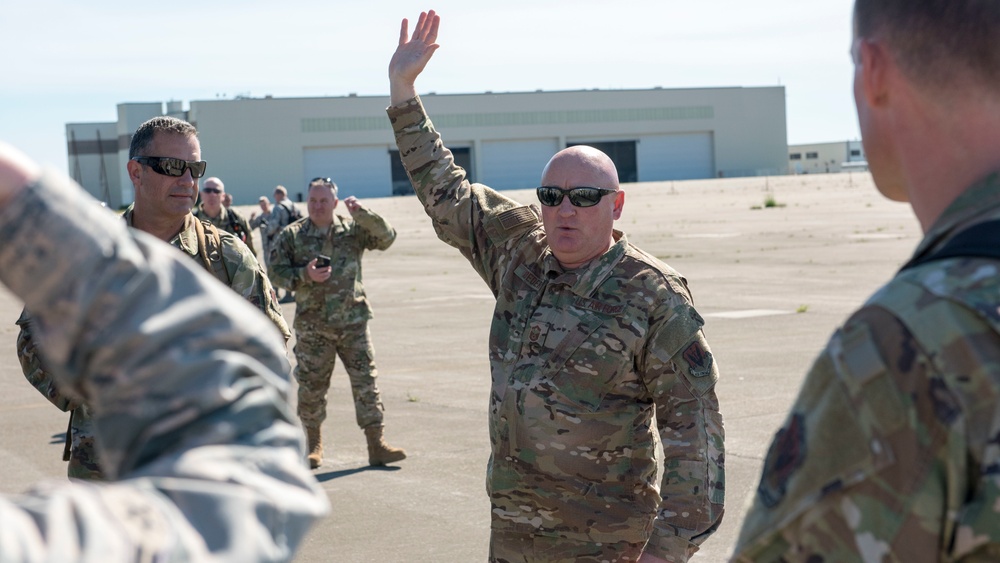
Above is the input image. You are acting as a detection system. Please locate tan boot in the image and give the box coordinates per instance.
[305,425,323,469]
[364,425,406,466]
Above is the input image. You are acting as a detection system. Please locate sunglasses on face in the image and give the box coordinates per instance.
[202,187,222,194]
[132,156,207,179]
[536,186,618,208]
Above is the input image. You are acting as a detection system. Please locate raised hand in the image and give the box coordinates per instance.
[388,10,441,105]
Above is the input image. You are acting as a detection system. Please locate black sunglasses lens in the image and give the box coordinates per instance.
[189,161,207,178]
[536,187,563,206]
[568,188,603,207]
[154,158,183,177]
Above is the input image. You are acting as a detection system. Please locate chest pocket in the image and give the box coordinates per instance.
[529,311,631,412]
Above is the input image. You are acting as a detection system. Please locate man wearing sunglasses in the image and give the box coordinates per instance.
[193,176,257,257]
[387,12,723,562]
[17,116,289,480]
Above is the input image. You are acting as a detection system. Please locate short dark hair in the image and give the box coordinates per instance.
[128,116,198,159]
[854,0,1000,91]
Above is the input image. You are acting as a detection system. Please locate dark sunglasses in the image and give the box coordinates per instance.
[202,187,222,194]
[310,177,332,185]
[132,156,207,179]
[536,186,618,208]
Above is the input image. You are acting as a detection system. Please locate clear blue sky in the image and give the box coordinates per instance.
[1,1,860,174]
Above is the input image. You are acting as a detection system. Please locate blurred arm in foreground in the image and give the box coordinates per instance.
[0,142,328,562]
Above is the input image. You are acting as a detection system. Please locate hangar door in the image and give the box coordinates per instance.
[480,139,560,191]
[303,146,393,200]
[637,133,714,181]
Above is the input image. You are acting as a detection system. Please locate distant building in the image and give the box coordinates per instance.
[68,87,788,206]
[787,140,867,175]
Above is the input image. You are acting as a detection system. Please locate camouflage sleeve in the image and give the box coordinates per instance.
[219,232,291,341]
[388,96,538,290]
[268,226,304,292]
[733,299,992,561]
[351,206,396,251]
[0,170,327,560]
[640,296,725,561]
[15,308,82,412]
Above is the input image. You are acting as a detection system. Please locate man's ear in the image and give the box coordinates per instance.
[126,159,143,189]
[612,190,625,220]
[858,39,891,108]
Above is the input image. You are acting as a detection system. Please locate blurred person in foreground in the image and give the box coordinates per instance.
[0,140,328,561]
[387,11,724,562]
[16,116,289,480]
[734,0,1000,560]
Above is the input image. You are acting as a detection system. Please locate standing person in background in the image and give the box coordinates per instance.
[387,12,724,562]
[270,177,406,470]
[194,176,256,256]
[251,195,280,270]
[735,0,1000,560]
[272,184,301,302]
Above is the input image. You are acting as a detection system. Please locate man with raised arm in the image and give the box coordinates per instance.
[387,11,724,562]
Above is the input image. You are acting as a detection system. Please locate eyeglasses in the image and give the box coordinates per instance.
[202,187,222,194]
[536,186,618,208]
[310,177,332,185]
[132,156,207,179]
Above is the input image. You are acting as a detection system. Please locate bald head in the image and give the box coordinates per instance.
[541,146,619,190]
[537,145,624,270]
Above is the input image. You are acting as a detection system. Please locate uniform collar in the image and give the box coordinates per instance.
[911,172,1000,260]
[121,205,197,257]
[543,230,627,297]
[304,214,348,237]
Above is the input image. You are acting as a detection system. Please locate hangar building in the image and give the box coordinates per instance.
[66,86,788,208]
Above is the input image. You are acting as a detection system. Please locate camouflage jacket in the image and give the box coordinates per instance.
[269,211,395,331]
[18,208,290,414]
[734,173,1000,561]
[250,205,284,248]
[0,170,327,561]
[193,203,256,256]
[389,97,724,560]
[123,206,289,340]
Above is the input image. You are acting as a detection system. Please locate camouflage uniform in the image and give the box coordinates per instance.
[269,212,396,430]
[194,202,256,256]
[734,173,1000,561]
[17,208,289,480]
[0,170,327,560]
[250,205,284,269]
[389,96,724,561]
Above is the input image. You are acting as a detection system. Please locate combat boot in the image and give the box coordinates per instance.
[364,425,406,466]
[305,425,323,469]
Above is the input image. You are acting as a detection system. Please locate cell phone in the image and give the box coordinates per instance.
[315,255,331,269]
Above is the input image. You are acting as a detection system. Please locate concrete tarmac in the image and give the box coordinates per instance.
[0,171,921,562]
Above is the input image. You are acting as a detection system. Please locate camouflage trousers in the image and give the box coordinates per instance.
[292,322,384,428]
[489,531,645,562]
[66,404,105,481]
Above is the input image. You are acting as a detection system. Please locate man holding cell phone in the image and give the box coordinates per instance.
[270,177,406,469]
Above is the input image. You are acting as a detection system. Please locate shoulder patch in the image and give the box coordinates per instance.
[757,413,807,508]
[682,340,714,378]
